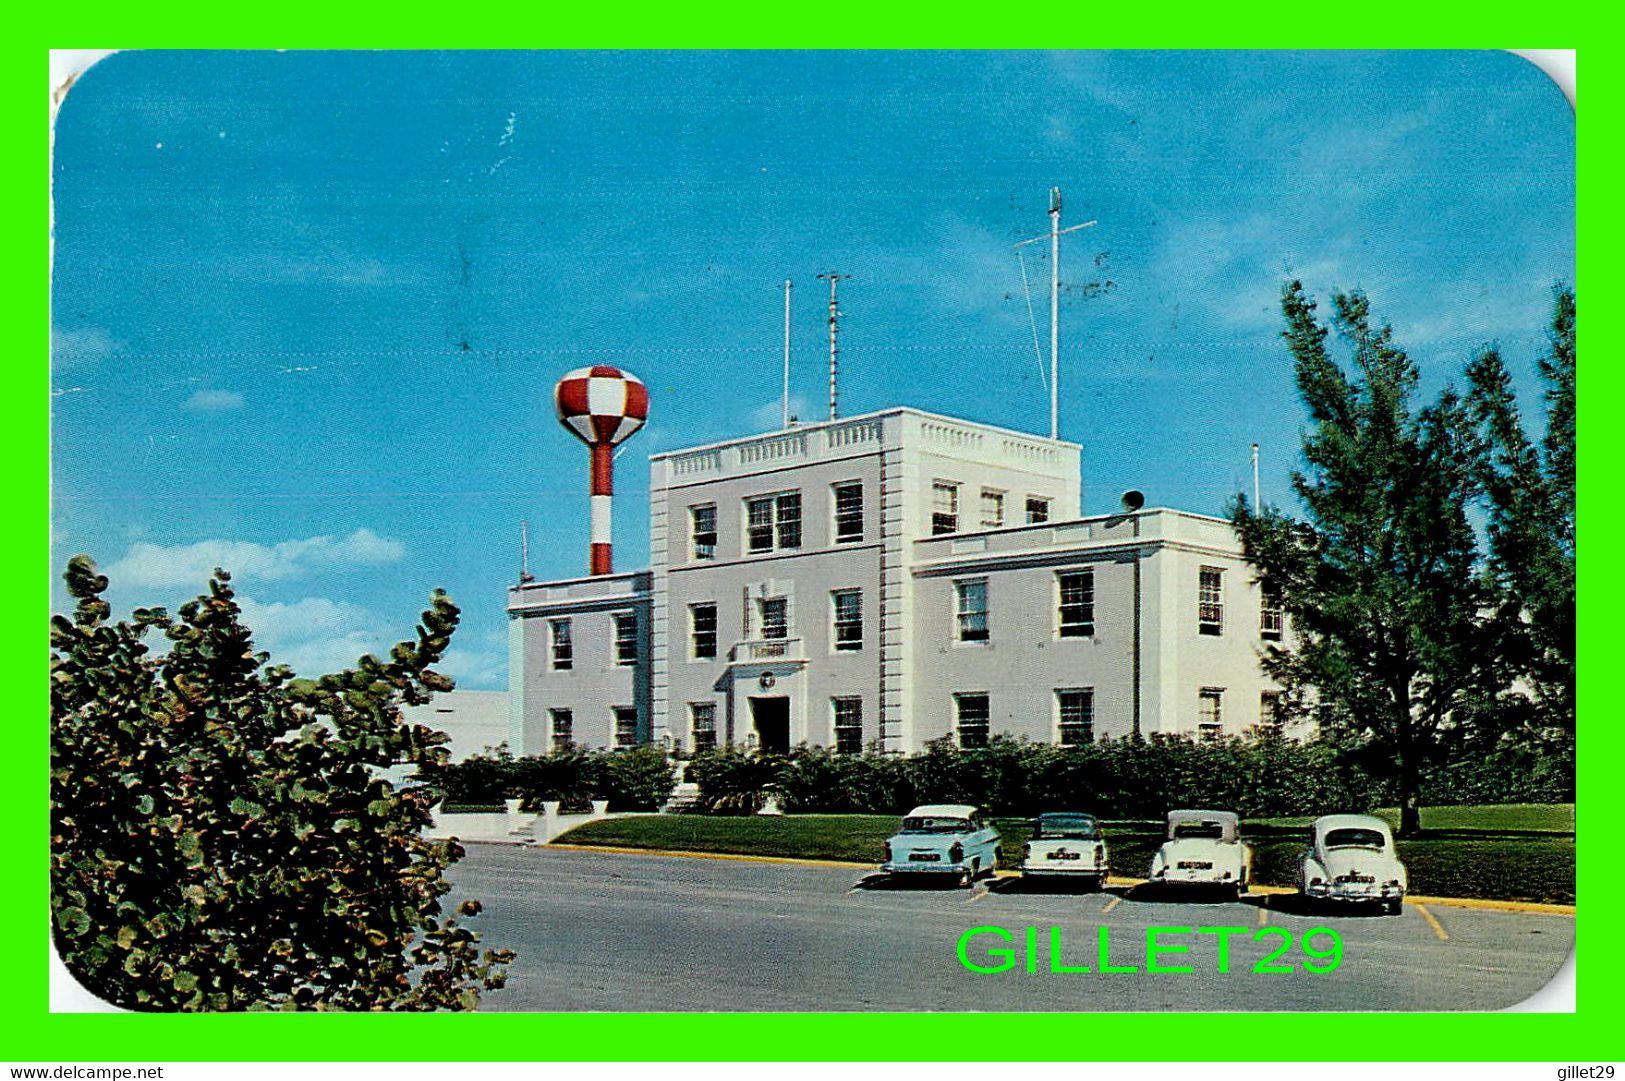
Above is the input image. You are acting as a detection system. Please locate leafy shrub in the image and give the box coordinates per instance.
[420,748,517,806]
[423,746,678,812]
[684,731,1454,820]
[685,747,785,814]
[593,746,679,811]
[50,558,512,1011]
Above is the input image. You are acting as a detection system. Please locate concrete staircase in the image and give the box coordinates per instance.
[661,781,704,814]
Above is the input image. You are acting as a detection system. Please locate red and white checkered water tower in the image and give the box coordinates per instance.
[554,366,649,576]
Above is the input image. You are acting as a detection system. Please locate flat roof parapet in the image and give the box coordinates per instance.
[653,407,1081,486]
[508,569,652,615]
[910,506,1241,570]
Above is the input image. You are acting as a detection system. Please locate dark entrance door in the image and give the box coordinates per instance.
[750,697,790,754]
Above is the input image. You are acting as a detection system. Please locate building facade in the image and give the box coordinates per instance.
[509,407,1287,755]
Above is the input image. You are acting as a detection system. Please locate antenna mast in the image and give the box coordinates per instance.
[519,519,534,583]
[1015,187,1097,440]
[1251,443,1260,509]
[782,278,793,429]
[817,272,850,421]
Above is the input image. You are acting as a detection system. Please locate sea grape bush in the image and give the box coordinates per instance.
[49,556,513,1011]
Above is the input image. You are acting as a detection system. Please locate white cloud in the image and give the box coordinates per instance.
[750,394,811,432]
[440,646,507,691]
[52,326,123,368]
[233,599,507,686]
[183,388,245,412]
[235,595,392,678]
[230,252,410,287]
[106,528,406,589]
[439,627,511,691]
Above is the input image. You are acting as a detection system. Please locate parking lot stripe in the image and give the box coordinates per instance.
[1101,896,1123,915]
[540,844,1575,915]
[1414,902,1450,941]
[1257,904,1268,926]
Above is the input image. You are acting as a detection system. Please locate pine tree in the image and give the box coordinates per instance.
[1232,283,1491,837]
[1464,287,1576,741]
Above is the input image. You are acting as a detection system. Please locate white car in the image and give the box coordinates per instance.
[1020,812,1109,888]
[1298,814,1408,914]
[881,804,1002,886]
[1148,809,1252,897]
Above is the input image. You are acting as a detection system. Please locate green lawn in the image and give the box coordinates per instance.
[557,813,902,864]
[1251,803,1574,834]
[555,803,1575,904]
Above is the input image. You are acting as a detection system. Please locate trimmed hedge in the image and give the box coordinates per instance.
[418,745,676,813]
[763,733,1388,818]
[424,730,1570,821]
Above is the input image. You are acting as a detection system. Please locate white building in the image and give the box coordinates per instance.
[400,689,512,761]
[508,407,1287,755]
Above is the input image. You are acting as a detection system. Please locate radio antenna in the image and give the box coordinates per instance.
[817,272,850,421]
[782,278,793,429]
[1014,187,1096,440]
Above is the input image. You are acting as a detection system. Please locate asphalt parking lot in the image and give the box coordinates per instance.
[449,844,1573,1012]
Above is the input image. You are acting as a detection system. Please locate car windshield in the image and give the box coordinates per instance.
[901,817,971,834]
[1324,828,1387,850]
[1172,822,1226,839]
[1035,814,1099,839]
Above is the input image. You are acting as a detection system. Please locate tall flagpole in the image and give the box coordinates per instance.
[782,278,793,429]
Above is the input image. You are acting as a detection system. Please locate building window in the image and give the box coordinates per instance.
[1058,570,1095,638]
[1026,496,1051,524]
[776,492,802,550]
[931,482,959,535]
[746,492,801,553]
[760,597,789,640]
[955,579,989,643]
[832,590,863,652]
[833,482,864,544]
[549,708,573,752]
[1056,688,1094,746]
[613,706,639,748]
[690,702,717,751]
[1260,580,1284,641]
[1198,687,1224,740]
[1259,690,1284,733]
[614,614,638,666]
[690,504,717,561]
[980,488,1005,528]
[832,697,863,754]
[690,603,718,660]
[955,693,990,749]
[549,619,573,671]
[1199,566,1224,635]
[747,497,774,553]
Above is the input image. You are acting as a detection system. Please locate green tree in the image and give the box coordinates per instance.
[1464,287,1576,741]
[50,557,513,1010]
[1232,284,1491,837]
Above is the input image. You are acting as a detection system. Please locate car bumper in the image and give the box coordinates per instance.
[1305,883,1404,903]
[1021,863,1106,877]
[1153,870,1237,885]
[882,861,969,874]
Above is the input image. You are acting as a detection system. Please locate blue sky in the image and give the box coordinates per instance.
[50,51,1574,690]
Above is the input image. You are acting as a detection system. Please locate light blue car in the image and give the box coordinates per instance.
[881,804,1002,886]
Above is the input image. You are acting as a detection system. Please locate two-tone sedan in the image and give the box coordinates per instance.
[881,804,1001,886]
[1298,813,1408,915]
[1020,812,1109,889]
[1147,809,1253,898]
